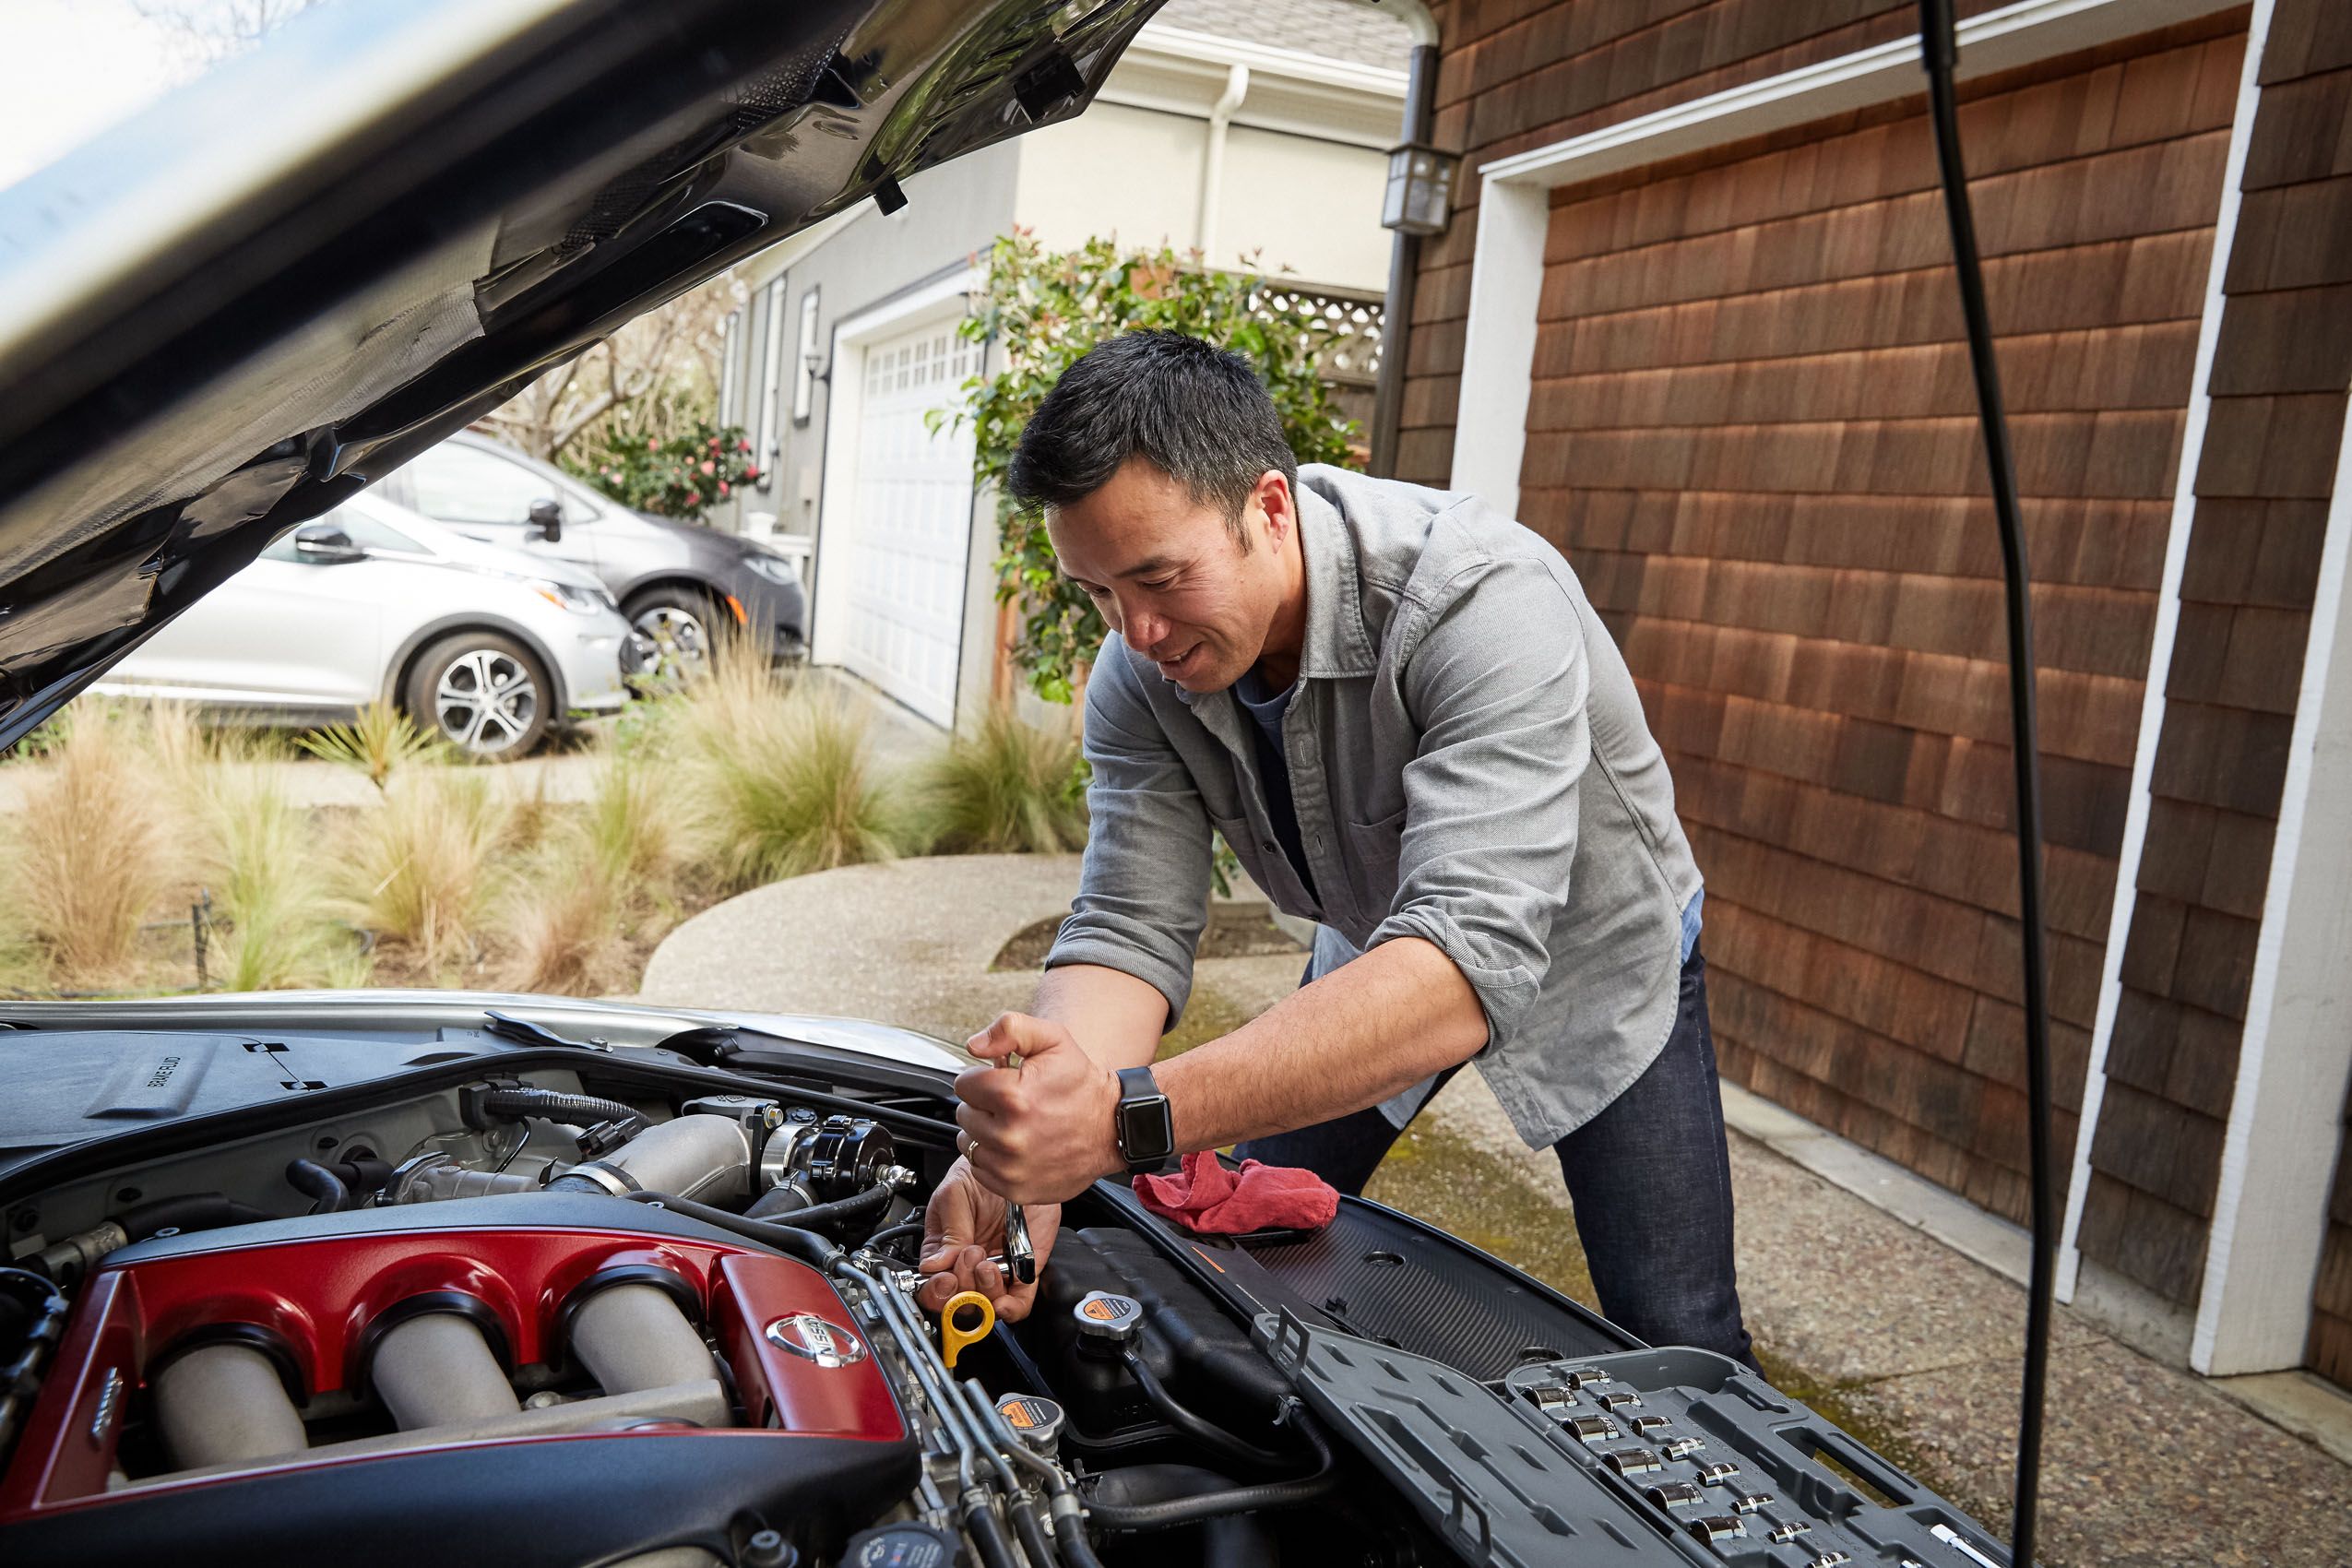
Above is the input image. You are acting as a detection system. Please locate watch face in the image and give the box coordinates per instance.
[1122,1095,1174,1161]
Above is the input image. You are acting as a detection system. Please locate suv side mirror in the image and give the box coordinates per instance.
[292,522,368,564]
[529,498,564,542]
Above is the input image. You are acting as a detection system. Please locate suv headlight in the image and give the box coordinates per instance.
[531,578,610,615]
[743,552,799,587]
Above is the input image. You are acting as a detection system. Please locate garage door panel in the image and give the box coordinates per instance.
[842,322,978,726]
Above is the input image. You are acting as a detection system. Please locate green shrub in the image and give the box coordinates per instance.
[2,706,178,986]
[581,420,759,522]
[674,659,917,889]
[338,770,511,971]
[921,704,1087,854]
[944,234,1364,704]
[504,853,631,995]
[185,755,359,991]
[299,700,446,791]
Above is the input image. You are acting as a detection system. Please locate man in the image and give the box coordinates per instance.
[917,330,1752,1366]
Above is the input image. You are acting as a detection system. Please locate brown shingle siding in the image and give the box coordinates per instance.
[2195,393,2352,497]
[2177,497,2330,608]
[1501,23,2239,1239]
[2208,284,2352,395]
[2089,1080,2227,1220]
[2078,0,2350,1324]
[2259,0,2352,85]
[2223,178,2352,291]
[2147,699,2295,814]
[1408,0,2352,1341]
[1526,327,2203,429]
[2239,66,2352,189]
[1528,234,2214,374]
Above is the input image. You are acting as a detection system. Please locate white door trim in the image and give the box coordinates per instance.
[1447,0,2241,516]
[2059,0,2277,1310]
[2191,379,2352,1375]
[809,267,982,714]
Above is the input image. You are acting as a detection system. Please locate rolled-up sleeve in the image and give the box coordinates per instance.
[1043,641,1213,1030]
[1365,557,1588,1050]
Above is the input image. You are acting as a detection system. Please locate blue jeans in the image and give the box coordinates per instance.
[1235,946,1757,1369]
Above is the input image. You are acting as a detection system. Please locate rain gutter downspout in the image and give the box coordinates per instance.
[1197,64,1250,263]
[1370,2,1441,480]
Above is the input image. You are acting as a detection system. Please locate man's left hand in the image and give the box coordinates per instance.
[955,1012,1125,1204]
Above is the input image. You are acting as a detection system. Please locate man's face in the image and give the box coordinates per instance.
[1047,457,1294,693]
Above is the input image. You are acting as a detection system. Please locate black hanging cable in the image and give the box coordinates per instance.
[1916,4,2054,1562]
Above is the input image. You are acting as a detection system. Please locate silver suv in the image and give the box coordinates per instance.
[92,491,635,759]
[381,431,807,675]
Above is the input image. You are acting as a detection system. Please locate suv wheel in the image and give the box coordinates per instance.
[406,632,552,759]
[625,586,719,684]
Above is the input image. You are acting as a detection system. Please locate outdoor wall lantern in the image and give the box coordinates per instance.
[1381,140,1458,236]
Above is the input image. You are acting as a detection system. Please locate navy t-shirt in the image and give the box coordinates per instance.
[1230,665,1316,903]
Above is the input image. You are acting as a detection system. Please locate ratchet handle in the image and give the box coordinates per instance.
[990,1048,1039,1285]
[1002,1201,1038,1284]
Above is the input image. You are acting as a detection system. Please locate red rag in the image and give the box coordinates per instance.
[1132,1151,1339,1234]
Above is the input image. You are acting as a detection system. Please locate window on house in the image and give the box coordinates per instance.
[754,277,790,490]
[717,308,742,428]
[793,287,821,423]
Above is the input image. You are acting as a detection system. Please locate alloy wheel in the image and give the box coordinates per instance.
[433,647,540,755]
[632,603,710,684]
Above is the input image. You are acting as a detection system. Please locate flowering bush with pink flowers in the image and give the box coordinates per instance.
[580,420,760,521]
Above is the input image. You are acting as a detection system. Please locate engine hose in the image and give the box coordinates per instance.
[1120,1347,1304,1473]
[1078,1467,1282,1565]
[1051,1508,1110,1568]
[963,1497,1021,1568]
[477,1087,647,1138]
[0,1268,69,1456]
[1080,1417,1336,1531]
[120,1194,273,1242]
[1010,1497,1063,1568]
[284,1158,351,1215]
[615,1190,842,1269]
[861,1218,924,1256]
[330,1155,393,1198]
[748,1179,894,1231]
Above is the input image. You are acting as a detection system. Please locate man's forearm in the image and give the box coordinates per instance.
[1028,961,1166,1074]
[1157,936,1487,1152]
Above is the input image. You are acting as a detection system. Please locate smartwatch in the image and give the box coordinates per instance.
[1113,1065,1175,1174]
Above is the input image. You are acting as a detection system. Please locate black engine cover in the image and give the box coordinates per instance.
[5,1433,918,1568]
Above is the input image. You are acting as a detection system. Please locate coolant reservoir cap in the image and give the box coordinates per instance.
[840,1521,959,1567]
[1073,1289,1143,1344]
[995,1391,1065,1451]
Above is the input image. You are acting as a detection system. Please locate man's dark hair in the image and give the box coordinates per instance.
[1006,329,1296,544]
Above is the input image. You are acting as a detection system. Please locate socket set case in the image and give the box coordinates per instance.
[1258,1311,2012,1568]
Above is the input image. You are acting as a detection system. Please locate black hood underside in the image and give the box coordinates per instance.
[0,0,1157,749]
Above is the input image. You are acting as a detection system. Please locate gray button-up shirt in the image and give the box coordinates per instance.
[1044,466,1704,1147]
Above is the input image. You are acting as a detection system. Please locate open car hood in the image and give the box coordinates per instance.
[0,0,1156,749]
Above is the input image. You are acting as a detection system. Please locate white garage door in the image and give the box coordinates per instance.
[841,320,980,727]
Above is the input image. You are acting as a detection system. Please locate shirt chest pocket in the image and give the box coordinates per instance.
[1338,806,1408,924]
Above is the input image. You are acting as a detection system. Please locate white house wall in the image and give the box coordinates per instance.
[1013,74,1399,293]
[1009,102,1209,264]
[710,138,1017,547]
[1213,125,1391,289]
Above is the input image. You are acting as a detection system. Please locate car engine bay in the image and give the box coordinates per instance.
[0,1018,2010,1567]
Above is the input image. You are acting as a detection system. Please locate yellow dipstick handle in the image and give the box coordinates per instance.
[942,1290,996,1370]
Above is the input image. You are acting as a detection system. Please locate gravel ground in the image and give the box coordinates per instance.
[643,852,2347,1565]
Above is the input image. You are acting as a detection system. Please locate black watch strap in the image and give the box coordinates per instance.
[1114,1065,1175,1174]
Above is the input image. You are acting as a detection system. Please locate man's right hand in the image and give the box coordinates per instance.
[916,1156,1061,1323]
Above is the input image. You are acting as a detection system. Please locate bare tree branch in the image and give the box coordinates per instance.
[479,271,744,466]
